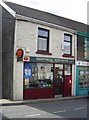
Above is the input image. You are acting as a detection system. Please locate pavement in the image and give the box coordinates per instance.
[0,96,88,106]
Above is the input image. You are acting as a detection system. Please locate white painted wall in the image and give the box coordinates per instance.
[16,20,75,59]
[13,60,23,100]
[13,20,24,100]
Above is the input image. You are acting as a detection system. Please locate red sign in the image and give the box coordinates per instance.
[23,57,30,62]
[16,48,23,58]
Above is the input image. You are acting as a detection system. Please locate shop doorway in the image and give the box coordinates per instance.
[63,64,72,97]
[54,64,63,95]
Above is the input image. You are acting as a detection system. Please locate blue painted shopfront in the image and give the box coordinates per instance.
[76,64,89,96]
[76,32,89,96]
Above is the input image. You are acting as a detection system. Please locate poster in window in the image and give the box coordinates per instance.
[24,63,32,78]
[79,71,84,76]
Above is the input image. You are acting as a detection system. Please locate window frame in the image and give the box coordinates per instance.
[37,27,49,52]
[63,34,72,57]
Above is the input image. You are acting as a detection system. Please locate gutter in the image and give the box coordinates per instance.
[16,14,76,34]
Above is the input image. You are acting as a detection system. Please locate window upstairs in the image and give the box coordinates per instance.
[36,28,52,55]
[63,34,72,57]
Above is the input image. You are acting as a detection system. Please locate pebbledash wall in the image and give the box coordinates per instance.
[13,15,76,100]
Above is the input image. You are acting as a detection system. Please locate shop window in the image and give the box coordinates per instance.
[23,63,53,89]
[37,28,49,52]
[63,34,72,56]
[64,65,72,75]
[79,67,89,89]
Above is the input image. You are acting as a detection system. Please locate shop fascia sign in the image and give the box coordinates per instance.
[77,32,89,38]
[76,61,89,66]
[30,57,75,64]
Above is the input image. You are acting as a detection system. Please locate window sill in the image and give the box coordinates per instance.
[62,54,74,58]
[36,51,52,55]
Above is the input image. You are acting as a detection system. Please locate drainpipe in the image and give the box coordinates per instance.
[72,32,77,97]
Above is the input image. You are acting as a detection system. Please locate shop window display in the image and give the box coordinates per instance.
[64,65,72,75]
[79,67,89,88]
[23,63,53,89]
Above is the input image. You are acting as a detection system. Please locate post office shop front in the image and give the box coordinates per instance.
[23,57,74,99]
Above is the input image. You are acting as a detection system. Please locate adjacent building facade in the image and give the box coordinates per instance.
[1,1,89,100]
[76,32,89,96]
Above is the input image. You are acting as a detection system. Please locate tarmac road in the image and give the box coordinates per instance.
[1,98,88,119]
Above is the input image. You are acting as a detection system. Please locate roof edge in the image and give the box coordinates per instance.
[16,14,76,34]
[5,1,87,26]
[1,0,15,17]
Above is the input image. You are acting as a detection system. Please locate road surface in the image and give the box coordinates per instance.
[1,98,88,119]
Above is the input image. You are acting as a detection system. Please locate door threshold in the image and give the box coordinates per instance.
[55,95,62,98]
